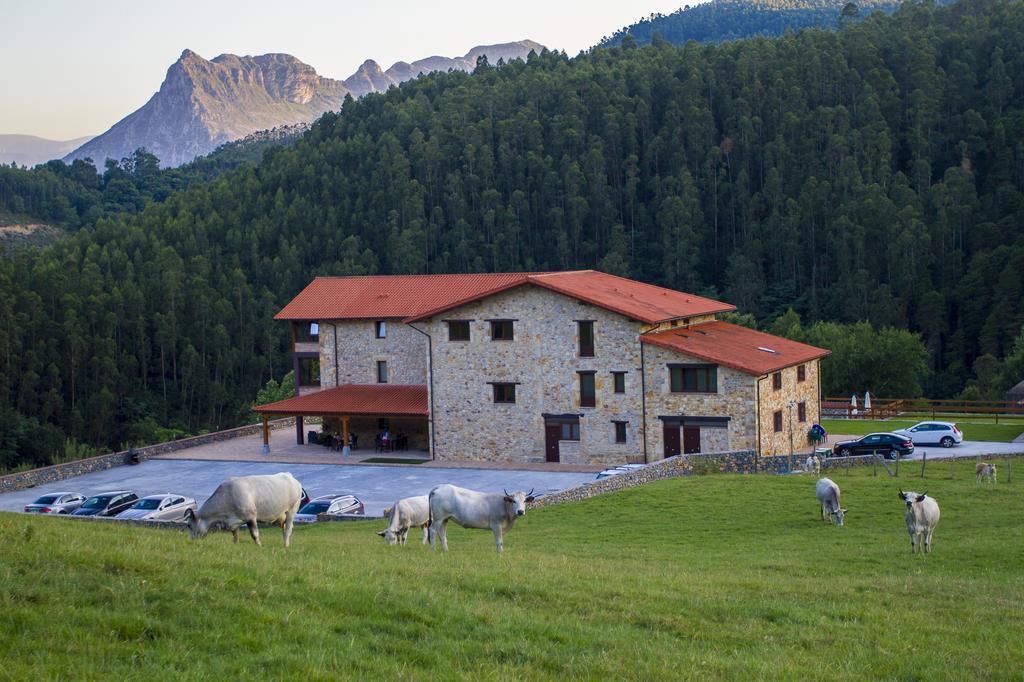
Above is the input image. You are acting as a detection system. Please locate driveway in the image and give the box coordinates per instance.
[898,440,1024,461]
[0,459,597,517]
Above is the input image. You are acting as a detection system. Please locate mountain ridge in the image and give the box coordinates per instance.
[0,134,95,167]
[65,40,543,168]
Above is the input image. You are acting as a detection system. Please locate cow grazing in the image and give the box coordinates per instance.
[805,454,821,476]
[975,462,997,485]
[815,477,847,526]
[899,490,940,554]
[377,495,430,546]
[184,472,303,548]
[428,484,535,553]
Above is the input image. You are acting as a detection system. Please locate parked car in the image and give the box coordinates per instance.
[23,492,86,514]
[294,494,364,523]
[832,432,914,459]
[71,491,139,517]
[595,464,647,480]
[116,494,197,521]
[301,487,311,508]
[892,421,963,448]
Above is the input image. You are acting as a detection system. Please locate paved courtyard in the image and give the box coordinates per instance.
[0,458,598,517]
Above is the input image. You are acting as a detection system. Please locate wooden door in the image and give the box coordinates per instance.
[544,424,561,462]
[663,424,681,458]
[683,426,701,454]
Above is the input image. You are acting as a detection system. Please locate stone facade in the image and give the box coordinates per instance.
[757,359,822,456]
[317,319,428,388]
[642,344,757,459]
[420,285,646,465]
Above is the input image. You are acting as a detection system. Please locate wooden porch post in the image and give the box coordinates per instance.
[261,415,270,455]
[341,416,350,447]
[296,416,304,445]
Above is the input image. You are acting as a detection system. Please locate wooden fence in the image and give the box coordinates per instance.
[824,397,1024,422]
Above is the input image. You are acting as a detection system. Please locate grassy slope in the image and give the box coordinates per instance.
[1,461,1022,679]
[821,418,1024,442]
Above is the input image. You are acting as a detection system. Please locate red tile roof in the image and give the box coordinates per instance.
[276,270,734,325]
[252,384,428,417]
[642,321,830,375]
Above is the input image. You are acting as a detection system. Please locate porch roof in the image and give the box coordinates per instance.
[252,384,428,417]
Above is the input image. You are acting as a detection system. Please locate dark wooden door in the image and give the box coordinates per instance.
[544,424,561,462]
[683,427,701,454]
[663,424,681,458]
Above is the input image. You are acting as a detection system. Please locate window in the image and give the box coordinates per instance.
[798,401,807,422]
[493,383,516,404]
[490,319,514,341]
[298,357,320,387]
[797,364,806,382]
[561,422,580,440]
[295,322,319,342]
[614,421,628,444]
[773,372,782,390]
[376,360,388,384]
[375,320,387,339]
[773,410,783,433]
[669,365,717,393]
[579,371,596,408]
[578,320,595,357]
[612,371,626,394]
[448,320,470,342]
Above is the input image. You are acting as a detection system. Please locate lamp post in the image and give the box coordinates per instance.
[787,400,795,471]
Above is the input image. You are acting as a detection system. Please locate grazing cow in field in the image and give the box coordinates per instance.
[428,484,535,553]
[184,472,303,548]
[899,490,940,554]
[815,477,846,526]
[805,454,821,476]
[975,462,997,485]
[376,495,430,546]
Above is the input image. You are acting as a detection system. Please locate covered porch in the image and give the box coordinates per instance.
[252,384,431,459]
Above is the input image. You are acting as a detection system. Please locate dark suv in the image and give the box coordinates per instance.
[71,491,139,517]
[832,432,914,459]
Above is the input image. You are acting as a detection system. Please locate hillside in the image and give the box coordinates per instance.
[599,0,901,46]
[64,41,542,168]
[0,134,94,167]
[1,464,1021,677]
[0,0,1022,462]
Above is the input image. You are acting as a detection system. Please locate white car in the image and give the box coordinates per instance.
[596,463,647,480]
[23,492,86,514]
[294,494,365,523]
[116,494,197,521]
[893,421,963,448]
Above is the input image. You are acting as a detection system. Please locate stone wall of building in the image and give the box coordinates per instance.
[421,285,646,464]
[318,319,427,388]
[641,344,758,459]
[757,358,822,457]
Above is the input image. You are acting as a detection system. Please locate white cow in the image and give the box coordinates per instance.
[184,472,303,548]
[428,484,536,553]
[815,477,846,526]
[975,462,997,485]
[377,495,430,546]
[805,454,821,476]
[899,490,940,554]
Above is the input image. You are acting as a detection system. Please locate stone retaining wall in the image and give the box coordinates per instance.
[0,418,293,494]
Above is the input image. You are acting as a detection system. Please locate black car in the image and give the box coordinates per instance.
[71,491,139,517]
[832,432,914,459]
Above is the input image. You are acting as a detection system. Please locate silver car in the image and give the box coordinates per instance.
[23,492,86,514]
[893,421,964,448]
[294,494,365,523]
[116,494,197,521]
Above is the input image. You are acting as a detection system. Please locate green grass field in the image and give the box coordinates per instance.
[821,418,1024,442]
[2,461,1022,679]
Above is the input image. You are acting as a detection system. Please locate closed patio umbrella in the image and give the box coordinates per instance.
[850,393,858,415]
[864,391,872,412]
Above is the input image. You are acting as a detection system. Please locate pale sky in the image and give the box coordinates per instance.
[1,0,691,140]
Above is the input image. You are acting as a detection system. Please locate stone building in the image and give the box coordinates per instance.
[253,271,829,464]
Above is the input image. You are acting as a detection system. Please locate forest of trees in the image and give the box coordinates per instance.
[599,0,904,47]
[1,0,1022,469]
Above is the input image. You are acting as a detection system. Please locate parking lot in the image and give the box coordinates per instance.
[0,458,598,517]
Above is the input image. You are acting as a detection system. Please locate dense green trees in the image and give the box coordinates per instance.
[1,0,1022,468]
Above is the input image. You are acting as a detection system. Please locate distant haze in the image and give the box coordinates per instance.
[0,0,693,140]
[0,134,95,167]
